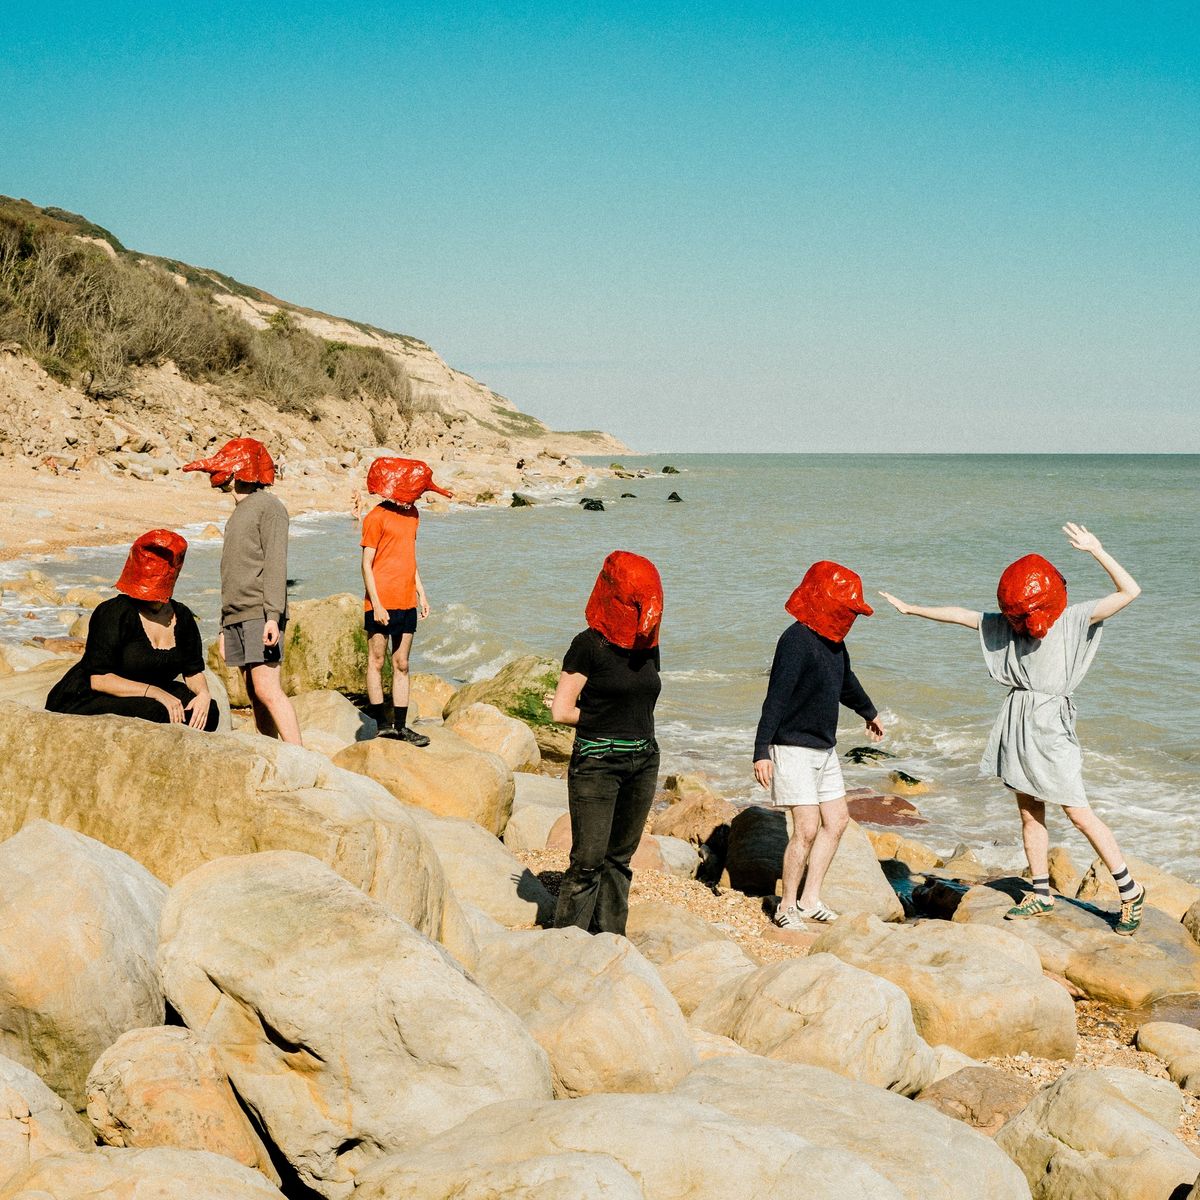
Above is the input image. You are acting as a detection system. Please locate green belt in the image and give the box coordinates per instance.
[574,736,655,759]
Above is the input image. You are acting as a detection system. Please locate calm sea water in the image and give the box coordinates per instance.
[8,454,1199,878]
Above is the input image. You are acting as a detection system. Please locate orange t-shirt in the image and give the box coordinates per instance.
[361,502,419,610]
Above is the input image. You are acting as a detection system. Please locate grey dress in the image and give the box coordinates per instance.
[979,600,1102,807]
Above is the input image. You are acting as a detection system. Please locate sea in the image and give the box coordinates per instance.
[5,454,1199,880]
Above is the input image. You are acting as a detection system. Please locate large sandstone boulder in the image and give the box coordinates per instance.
[651,786,738,847]
[445,701,541,772]
[1136,1022,1200,1094]
[474,927,697,1096]
[86,1026,277,1182]
[442,655,575,761]
[291,689,375,749]
[410,672,457,718]
[1094,1067,1184,1133]
[335,725,514,835]
[867,829,943,874]
[407,808,555,927]
[813,914,1077,1060]
[512,772,569,811]
[355,1094,904,1199]
[547,811,665,872]
[0,1146,286,1198]
[502,803,562,852]
[995,1069,1200,1200]
[0,705,451,940]
[953,879,1200,1007]
[207,592,366,704]
[1077,855,1200,920]
[0,1055,93,1185]
[158,852,553,1199]
[915,1066,1038,1137]
[724,808,903,921]
[678,1058,1032,1200]
[691,953,937,1095]
[0,822,166,1110]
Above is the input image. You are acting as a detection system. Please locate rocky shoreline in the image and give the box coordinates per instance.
[0,594,1197,1197]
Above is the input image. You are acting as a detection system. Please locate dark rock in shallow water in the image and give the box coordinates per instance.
[667,492,683,503]
[910,876,970,920]
[510,493,536,507]
[580,498,605,511]
[845,787,926,828]
[621,492,636,498]
[662,465,680,474]
[843,745,896,765]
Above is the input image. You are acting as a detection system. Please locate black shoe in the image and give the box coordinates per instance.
[374,726,402,740]
[395,725,430,747]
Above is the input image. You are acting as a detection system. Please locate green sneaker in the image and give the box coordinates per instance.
[1005,894,1055,920]
[1114,884,1146,937]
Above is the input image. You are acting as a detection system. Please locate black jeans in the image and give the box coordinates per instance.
[69,681,221,731]
[553,743,660,936]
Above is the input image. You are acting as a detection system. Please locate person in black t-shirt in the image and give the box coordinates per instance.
[46,530,218,731]
[550,551,664,936]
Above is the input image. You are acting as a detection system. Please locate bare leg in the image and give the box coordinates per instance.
[391,632,413,711]
[779,806,819,910]
[366,632,388,706]
[1016,793,1050,879]
[247,662,302,745]
[242,668,277,738]
[1064,805,1126,875]
[798,796,849,910]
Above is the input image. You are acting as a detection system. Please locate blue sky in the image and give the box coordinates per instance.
[2,1,1197,451]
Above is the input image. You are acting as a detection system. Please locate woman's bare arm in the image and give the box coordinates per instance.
[1064,523,1140,624]
[550,671,587,726]
[878,592,981,629]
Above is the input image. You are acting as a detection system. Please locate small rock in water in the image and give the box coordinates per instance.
[621,492,636,498]
[844,745,896,764]
[580,498,605,511]
[667,491,683,503]
[510,493,536,507]
[662,465,680,474]
[888,769,930,796]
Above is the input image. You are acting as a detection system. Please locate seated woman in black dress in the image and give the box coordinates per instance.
[550,550,664,936]
[47,529,218,731]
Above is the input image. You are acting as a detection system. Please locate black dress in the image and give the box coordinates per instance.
[46,595,219,731]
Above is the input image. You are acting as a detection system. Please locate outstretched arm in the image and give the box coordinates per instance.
[1064,523,1140,624]
[878,592,981,629]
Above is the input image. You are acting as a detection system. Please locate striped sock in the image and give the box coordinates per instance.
[1032,875,1051,898]
[1112,864,1138,901]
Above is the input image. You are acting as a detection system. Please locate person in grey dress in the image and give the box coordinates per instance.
[879,523,1146,936]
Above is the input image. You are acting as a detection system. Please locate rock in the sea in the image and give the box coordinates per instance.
[444,701,541,772]
[666,491,682,502]
[995,1068,1200,1200]
[1136,1022,1200,1094]
[812,913,1076,1060]
[953,878,1200,1008]
[291,688,375,749]
[0,1054,93,1184]
[474,927,697,1097]
[1078,855,1200,921]
[0,1146,286,1198]
[335,724,514,835]
[914,1066,1037,1137]
[887,769,929,796]
[207,592,365,705]
[354,1093,903,1199]
[158,852,553,1199]
[510,492,537,507]
[845,787,927,827]
[580,497,605,510]
[691,953,936,1095]
[0,704,452,941]
[407,808,555,927]
[86,1026,278,1182]
[724,807,904,921]
[0,821,167,1110]
[678,1058,1032,1200]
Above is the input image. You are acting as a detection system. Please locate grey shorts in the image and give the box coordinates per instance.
[223,617,285,668]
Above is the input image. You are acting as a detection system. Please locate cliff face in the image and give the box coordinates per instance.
[0,196,626,496]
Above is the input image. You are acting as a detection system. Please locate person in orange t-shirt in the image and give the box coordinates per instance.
[360,458,453,744]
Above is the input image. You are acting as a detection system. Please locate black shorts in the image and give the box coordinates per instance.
[365,607,418,640]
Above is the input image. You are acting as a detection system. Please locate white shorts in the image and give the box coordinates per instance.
[768,745,846,807]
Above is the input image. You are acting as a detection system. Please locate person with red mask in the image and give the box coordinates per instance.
[182,438,301,745]
[550,551,663,936]
[359,457,453,744]
[753,561,885,932]
[46,530,218,731]
[880,522,1146,935]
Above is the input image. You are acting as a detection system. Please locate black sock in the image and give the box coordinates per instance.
[393,705,408,731]
[366,702,386,727]
[1112,864,1139,901]
[1032,875,1051,898]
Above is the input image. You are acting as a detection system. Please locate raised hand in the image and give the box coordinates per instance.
[877,591,911,615]
[1063,522,1102,555]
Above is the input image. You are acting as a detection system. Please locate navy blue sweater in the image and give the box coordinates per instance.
[753,622,877,761]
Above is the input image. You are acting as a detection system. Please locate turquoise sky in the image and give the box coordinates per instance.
[2,2,1197,451]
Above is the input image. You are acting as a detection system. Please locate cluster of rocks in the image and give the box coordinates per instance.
[0,601,1197,1197]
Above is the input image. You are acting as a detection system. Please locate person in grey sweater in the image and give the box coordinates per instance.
[183,438,301,744]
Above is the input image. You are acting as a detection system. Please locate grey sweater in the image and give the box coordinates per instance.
[220,489,290,626]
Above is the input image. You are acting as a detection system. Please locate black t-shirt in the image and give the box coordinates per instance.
[562,628,661,742]
[47,595,206,713]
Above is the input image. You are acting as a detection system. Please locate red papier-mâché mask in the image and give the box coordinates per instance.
[182,438,275,487]
[366,457,454,504]
[998,554,1067,639]
[585,551,664,650]
[785,560,874,643]
[114,529,188,604]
